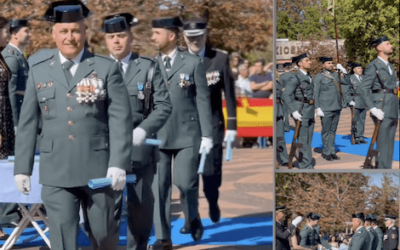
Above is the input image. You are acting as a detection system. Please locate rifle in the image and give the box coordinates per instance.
[363,70,386,169]
[276,136,284,169]
[288,86,306,169]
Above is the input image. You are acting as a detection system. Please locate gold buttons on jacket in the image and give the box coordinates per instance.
[67,107,72,112]
[69,135,74,140]
[68,121,74,126]
[66,93,72,98]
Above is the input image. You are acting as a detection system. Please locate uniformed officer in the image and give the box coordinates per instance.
[276,79,288,166]
[13,1,132,250]
[181,12,237,228]
[150,16,213,249]
[1,18,30,128]
[314,57,345,161]
[348,213,371,250]
[343,62,368,144]
[383,215,398,250]
[372,214,384,250]
[365,214,378,250]
[360,36,399,169]
[102,13,172,250]
[282,53,315,169]
[275,205,302,250]
[279,62,294,132]
[299,212,332,249]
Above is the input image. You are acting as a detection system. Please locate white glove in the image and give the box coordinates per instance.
[199,137,213,154]
[316,108,325,117]
[337,64,347,74]
[292,216,303,227]
[132,127,146,146]
[370,107,384,121]
[292,111,302,121]
[106,167,126,191]
[331,248,339,250]
[223,130,237,142]
[349,101,355,106]
[14,126,17,135]
[15,174,31,195]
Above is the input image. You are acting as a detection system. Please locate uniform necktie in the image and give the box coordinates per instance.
[63,60,74,85]
[118,61,125,77]
[164,56,172,70]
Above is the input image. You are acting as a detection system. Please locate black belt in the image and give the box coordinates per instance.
[294,97,314,104]
[372,89,397,94]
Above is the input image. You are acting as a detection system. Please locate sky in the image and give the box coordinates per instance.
[364,173,399,188]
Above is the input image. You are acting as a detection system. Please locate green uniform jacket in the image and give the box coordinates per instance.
[124,54,172,166]
[344,74,366,109]
[299,225,331,248]
[276,80,284,118]
[374,226,384,250]
[1,44,29,126]
[14,49,133,188]
[314,71,342,112]
[367,227,378,250]
[349,226,371,250]
[279,72,292,88]
[282,70,315,119]
[156,50,212,149]
[360,58,399,119]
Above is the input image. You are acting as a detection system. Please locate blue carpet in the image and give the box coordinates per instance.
[284,130,400,161]
[1,217,272,246]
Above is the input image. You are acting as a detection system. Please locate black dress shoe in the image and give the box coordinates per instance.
[360,139,368,144]
[209,204,221,223]
[354,141,360,144]
[149,239,172,250]
[179,221,191,234]
[281,162,289,167]
[190,216,204,241]
[322,153,333,161]
[331,154,340,160]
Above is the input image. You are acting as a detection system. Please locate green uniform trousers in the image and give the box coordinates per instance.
[320,110,341,155]
[351,108,367,142]
[41,185,119,250]
[298,118,315,169]
[277,117,289,164]
[152,147,199,240]
[372,117,398,169]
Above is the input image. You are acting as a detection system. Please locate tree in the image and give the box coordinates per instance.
[0,0,273,60]
[276,173,371,233]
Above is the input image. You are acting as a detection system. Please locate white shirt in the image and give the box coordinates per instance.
[110,52,131,73]
[299,68,312,82]
[8,43,23,55]
[356,226,364,232]
[189,46,206,59]
[59,49,84,76]
[161,47,178,68]
[378,56,393,75]
[235,75,252,97]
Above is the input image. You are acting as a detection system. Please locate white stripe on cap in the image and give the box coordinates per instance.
[184,29,206,36]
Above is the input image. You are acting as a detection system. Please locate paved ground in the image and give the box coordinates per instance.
[279,107,399,169]
[4,148,273,250]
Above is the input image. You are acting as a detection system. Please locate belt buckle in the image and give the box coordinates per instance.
[393,88,398,95]
[309,99,315,105]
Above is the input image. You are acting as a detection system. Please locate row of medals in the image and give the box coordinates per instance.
[76,72,106,103]
[206,71,220,86]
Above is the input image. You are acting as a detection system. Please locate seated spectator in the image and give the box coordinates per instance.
[329,235,339,248]
[235,64,252,97]
[249,58,273,98]
[230,52,240,80]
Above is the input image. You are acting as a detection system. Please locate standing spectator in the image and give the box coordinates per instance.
[0,15,12,241]
[235,64,252,97]
[249,58,273,98]
[229,52,240,80]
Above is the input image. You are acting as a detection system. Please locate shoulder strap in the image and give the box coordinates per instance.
[143,60,156,119]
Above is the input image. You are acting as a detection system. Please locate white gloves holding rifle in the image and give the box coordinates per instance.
[370,107,384,121]
[349,101,355,106]
[224,130,237,142]
[292,111,302,121]
[337,64,347,74]
[292,216,303,227]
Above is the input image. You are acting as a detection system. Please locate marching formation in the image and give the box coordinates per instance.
[276,37,399,169]
[0,0,238,249]
[276,206,399,250]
